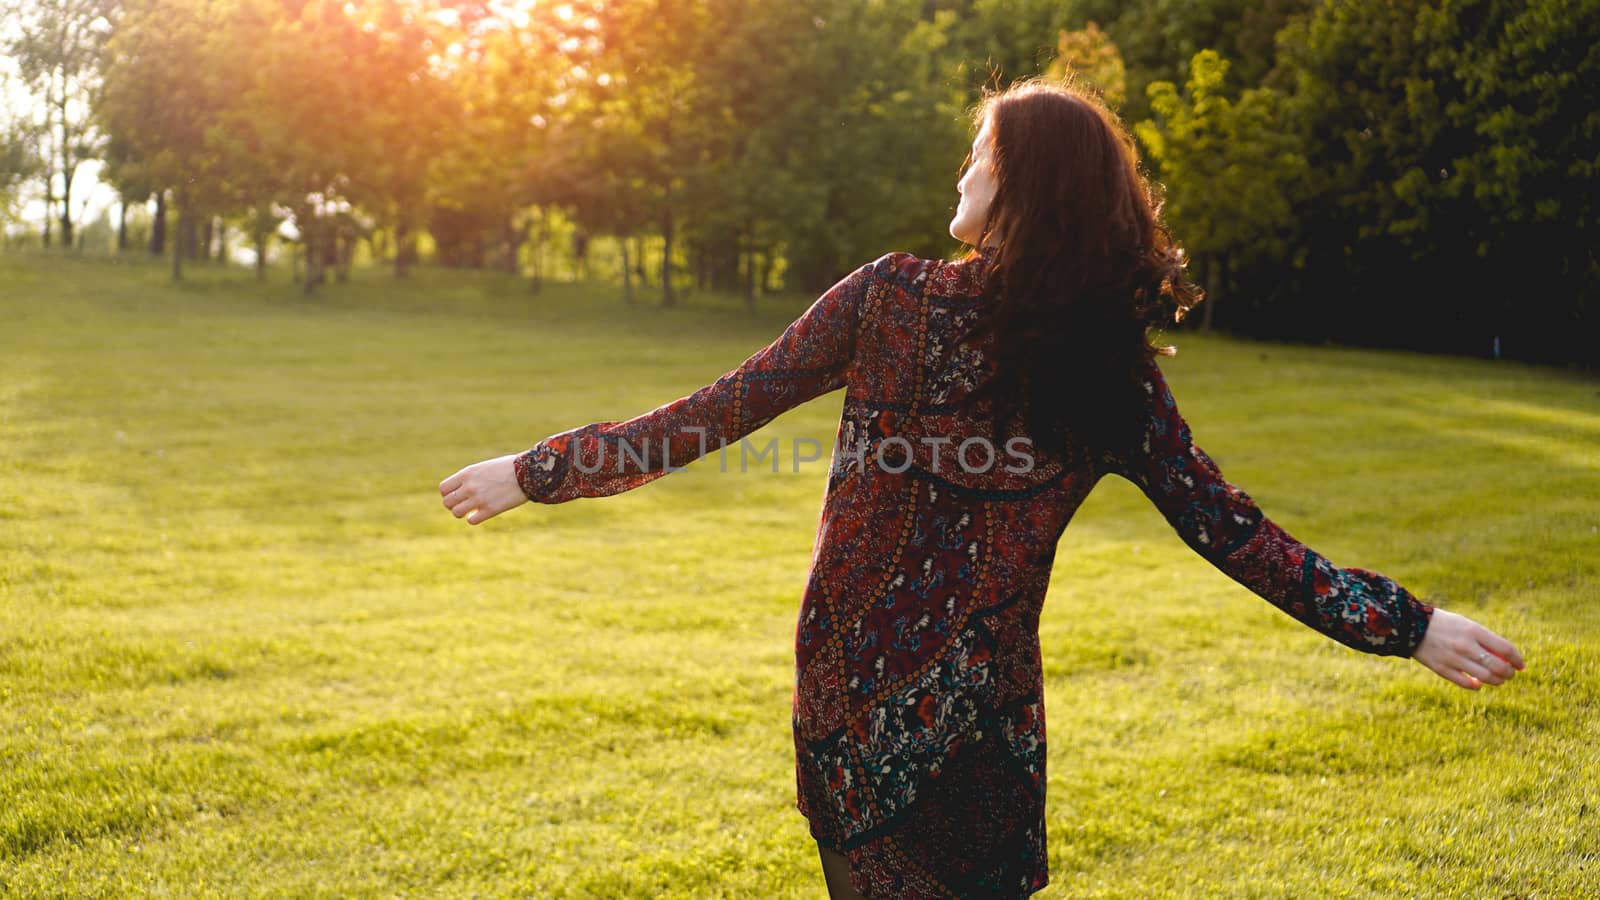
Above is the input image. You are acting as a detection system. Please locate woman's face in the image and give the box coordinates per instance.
[949,114,999,247]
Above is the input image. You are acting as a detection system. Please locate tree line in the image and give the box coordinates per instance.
[2,0,1594,365]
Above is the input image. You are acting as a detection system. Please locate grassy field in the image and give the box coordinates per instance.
[2,252,1596,899]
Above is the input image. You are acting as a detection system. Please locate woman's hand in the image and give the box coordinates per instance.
[439,453,529,525]
[1412,607,1526,689]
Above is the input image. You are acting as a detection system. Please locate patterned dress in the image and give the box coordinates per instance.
[512,249,1435,898]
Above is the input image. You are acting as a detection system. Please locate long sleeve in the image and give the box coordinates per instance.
[513,253,898,504]
[1099,359,1434,658]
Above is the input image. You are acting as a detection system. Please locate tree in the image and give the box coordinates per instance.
[588,0,715,306]
[2,0,118,249]
[429,4,565,285]
[97,0,235,279]
[1045,21,1127,111]
[340,0,456,279]
[240,0,375,293]
[936,0,1078,92]
[1061,0,1315,123]
[766,0,967,292]
[1135,49,1304,330]
[560,78,655,303]
[1265,0,1599,362]
[0,70,46,233]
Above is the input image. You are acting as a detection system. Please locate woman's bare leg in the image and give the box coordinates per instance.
[818,843,869,900]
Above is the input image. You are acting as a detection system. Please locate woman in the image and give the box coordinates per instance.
[439,79,1525,899]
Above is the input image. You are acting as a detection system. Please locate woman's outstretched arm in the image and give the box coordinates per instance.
[438,253,900,521]
[1099,359,1525,689]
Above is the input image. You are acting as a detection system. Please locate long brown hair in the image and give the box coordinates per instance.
[961,78,1202,459]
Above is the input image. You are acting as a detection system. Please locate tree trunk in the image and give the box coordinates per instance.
[1201,253,1223,332]
[57,172,74,249]
[660,211,676,307]
[41,167,54,249]
[742,222,757,309]
[150,191,167,256]
[302,215,320,295]
[502,213,523,274]
[320,226,336,284]
[394,216,414,278]
[117,199,128,253]
[528,211,544,294]
[54,84,75,249]
[572,230,589,280]
[535,218,545,290]
[335,224,351,282]
[759,248,776,294]
[58,161,76,249]
[201,218,214,263]
[40,98,55,249]
[216,221,228,263]
[179,213,199,262]
[620,233,634,305]
[254,227,267,281]
[171,189,186,281]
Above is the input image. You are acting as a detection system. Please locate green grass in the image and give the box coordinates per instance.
[2,252,1596,898]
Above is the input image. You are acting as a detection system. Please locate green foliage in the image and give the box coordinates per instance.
[0,90,44,227]
[1044,22,1127,111]
[14,0,1600,362]
[1062,0,1316,123]
[1257,0,1600,361]
[1098,0,1597,363]
[762,0,967,288]
[1,0,118,246]
[561,0,968,295]
[937,0,1080,91]
[1139,50,1303,257]
[97,1,225,207]
[1135,50,1305,325]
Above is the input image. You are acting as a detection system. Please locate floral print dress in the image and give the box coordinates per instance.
[513,249,1435,898]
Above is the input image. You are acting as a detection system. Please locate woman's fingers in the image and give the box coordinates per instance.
[1412,608,1527,691]
[439,472,464,496]
[465,498,509,524]
[1478,630,1526,670]
[444,479,474,512]
[1473,653,1515,684]
[1436,663,1482,690]
[1458,656,1503,686]
[449,484,508,523]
